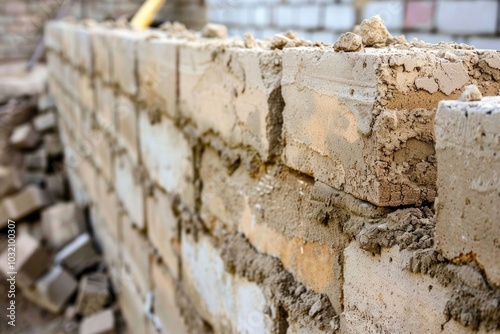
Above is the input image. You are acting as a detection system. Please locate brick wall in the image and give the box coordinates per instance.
[44,20,500,333]
[0,0,205,61]
[207,0,500,48]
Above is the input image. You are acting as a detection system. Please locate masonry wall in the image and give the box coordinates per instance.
[44,20,500,333]
[0,0,205,61]
[208,0,500,49]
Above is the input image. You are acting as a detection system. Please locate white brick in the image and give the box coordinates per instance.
[324,4,356,31]
[182,232,273,333]
[90,28,114,83]
[44,21,64,54]
[152,261,188,333]
[436,1,498,35]
[139,111,194,208]
[281,47,498,206]
[75,27,93,74]
[78,74,94,112]
[114,152,145,229]
[93,131,114,184]
[116,95,139,164]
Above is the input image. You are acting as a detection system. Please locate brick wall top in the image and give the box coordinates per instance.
[45,19,500,206]
[207,0,500,49]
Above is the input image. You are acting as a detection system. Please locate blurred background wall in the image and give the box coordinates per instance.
[208,0,500,47]
[1,0,499,62]
[0,0,206,61]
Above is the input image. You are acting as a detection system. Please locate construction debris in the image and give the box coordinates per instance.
[0,92,120,331]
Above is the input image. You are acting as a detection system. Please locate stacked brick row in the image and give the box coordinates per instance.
[207,0,500,49]
[44,20,500,333]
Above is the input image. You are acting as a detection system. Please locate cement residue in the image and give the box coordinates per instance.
[459,84,483,101]
[201,23,228,39]
[246,166,351,250]
[406,251,500,331]
[244,34,256,49]
[358,15,392,47]
[220,233,339,333]
[346,207,435,254]
[158,21,198,40]
[345,204,500,331]
[268,31,313,50]
[333,32,363,52]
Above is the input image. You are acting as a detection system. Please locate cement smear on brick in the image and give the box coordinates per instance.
[221,233,339,333]
[344,207,500,331]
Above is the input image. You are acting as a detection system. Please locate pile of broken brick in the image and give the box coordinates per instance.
[0,94,118,334]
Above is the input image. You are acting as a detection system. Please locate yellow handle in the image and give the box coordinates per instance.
[130,0,166,30]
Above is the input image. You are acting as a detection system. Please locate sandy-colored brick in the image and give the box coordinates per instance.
[90,27,114,83]
[94,79,115,132]
[116,95,139,164]
[117,277,148,334]
[182,232,273,333]
[44,21,64,54]
[435,97,500,286]
[91,129,114,184]
[151,261,188,333]
[41,202,86,250]
[179,43,284,160]
[94,172,120,240]
[109,29,146,96]
[137,38,181,118]
[0,166,23,198]
[0,231,50,286]
[90,207,122,275]
[78,74,94,112]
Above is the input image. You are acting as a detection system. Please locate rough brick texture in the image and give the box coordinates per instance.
[45,21,500,333]
[435,97,500,286]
